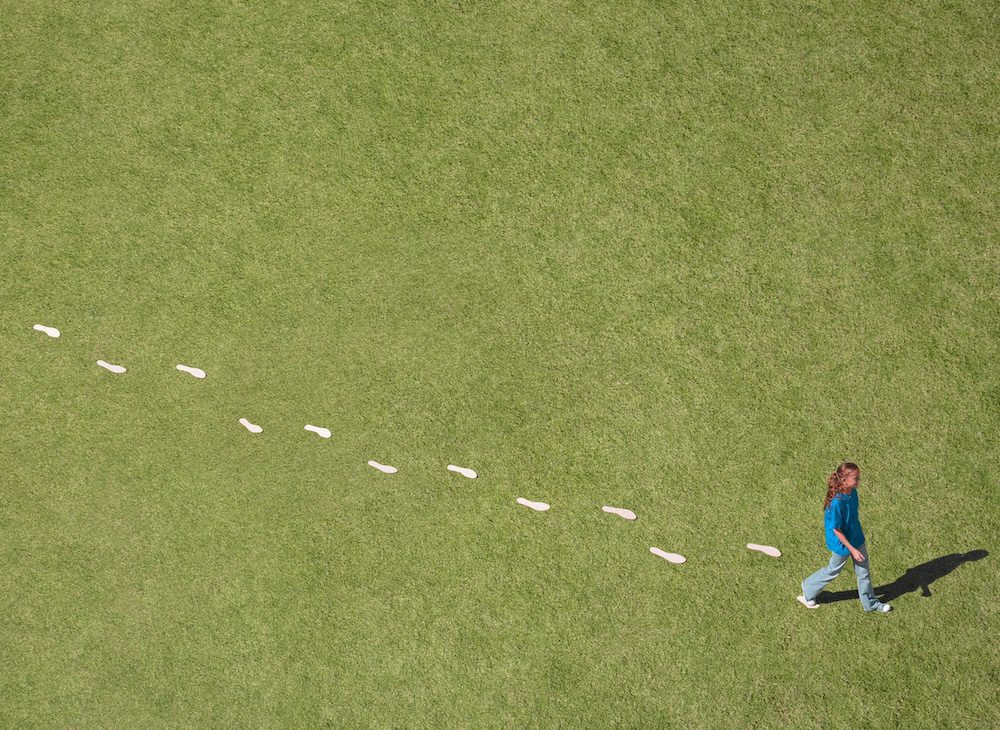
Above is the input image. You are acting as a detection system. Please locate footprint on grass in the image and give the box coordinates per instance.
[649,547,686,564]
[33,324,60,338]
[602,505,636,521]
[96,360,126,374]
[176,364,206,379]
[239,418,263,434]
[447,464,477,479]
[747,543,781,558]
[368,461,398,474]
[516,497,550,512]
[304,424,331,439]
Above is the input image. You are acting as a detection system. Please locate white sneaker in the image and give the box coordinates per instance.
[797,595,819,609]
[877,603,892,613]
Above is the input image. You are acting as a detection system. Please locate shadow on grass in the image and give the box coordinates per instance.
[815,549,988,604]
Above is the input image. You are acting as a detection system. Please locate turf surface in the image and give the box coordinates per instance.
[2,1,998,726]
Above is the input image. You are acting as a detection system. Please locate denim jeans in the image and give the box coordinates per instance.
[802,543,885,611]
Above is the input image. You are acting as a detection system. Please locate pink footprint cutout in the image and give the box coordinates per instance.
[239,418,263,434]
[649,547,686,564]
[304,424,331,439]
[176,364,206,379]
[33,324,60,338]
[747,543,781,558]
[516,498,550,512]
[602,505,636,521]
[96,360,126,374]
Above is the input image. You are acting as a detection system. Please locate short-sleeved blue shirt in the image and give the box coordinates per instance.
[824,489,865,556]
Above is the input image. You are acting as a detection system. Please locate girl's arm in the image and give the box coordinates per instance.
[832,529,866,562]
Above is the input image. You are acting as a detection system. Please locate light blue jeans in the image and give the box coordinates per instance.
[802,543,886,611]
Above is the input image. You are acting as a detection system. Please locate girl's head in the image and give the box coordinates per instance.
[823,462,860,511]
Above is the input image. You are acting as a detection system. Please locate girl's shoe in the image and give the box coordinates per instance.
[797,595,819,609]
[865,602,892,613]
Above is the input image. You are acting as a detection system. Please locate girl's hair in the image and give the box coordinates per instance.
[823,462,860,511]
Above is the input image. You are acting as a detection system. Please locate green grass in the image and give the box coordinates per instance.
[1,0,998,726]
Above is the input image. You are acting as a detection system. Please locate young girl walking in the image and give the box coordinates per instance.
[797,462,892,612]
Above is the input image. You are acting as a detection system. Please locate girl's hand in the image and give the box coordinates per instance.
[850,547,866,563]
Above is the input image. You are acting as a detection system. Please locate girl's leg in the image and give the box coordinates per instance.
[852,543,886,612]
[802,552,848,602]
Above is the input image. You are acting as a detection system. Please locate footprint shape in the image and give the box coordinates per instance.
[239,418,263,434]
[304,424,331,439]
[516,497,550,512]
[602,505,636,521]
[649,547,686,564]
[33,324,60,338]
[96,360,126,374]
[176,364,206,379]
[747,543,781,558]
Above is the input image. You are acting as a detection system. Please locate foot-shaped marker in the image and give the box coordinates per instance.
[649,547,686,564]
[447,464,477,479]
[747,543,781,558]
[176,364,206,379]
[368,461,397,474]
[602,505,636,521]
[96,360,126,374]
[33,324,60,338]
[239,418,263,434]
[304,424,331,439]
[516,497,550,512]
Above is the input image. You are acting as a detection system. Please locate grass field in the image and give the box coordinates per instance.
[2,1,998,726]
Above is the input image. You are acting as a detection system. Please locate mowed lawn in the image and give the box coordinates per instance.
[1,1,997,726]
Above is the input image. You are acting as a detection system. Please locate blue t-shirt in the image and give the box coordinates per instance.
[824,489,865,556]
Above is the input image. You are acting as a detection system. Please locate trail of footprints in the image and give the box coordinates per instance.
[32,323,785,567]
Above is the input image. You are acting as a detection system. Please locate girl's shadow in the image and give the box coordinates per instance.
[816,549,988,604]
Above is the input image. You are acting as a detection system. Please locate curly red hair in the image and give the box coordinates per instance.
[823,462,859,511]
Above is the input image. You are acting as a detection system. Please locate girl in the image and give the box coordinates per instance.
[797,462,892,612]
